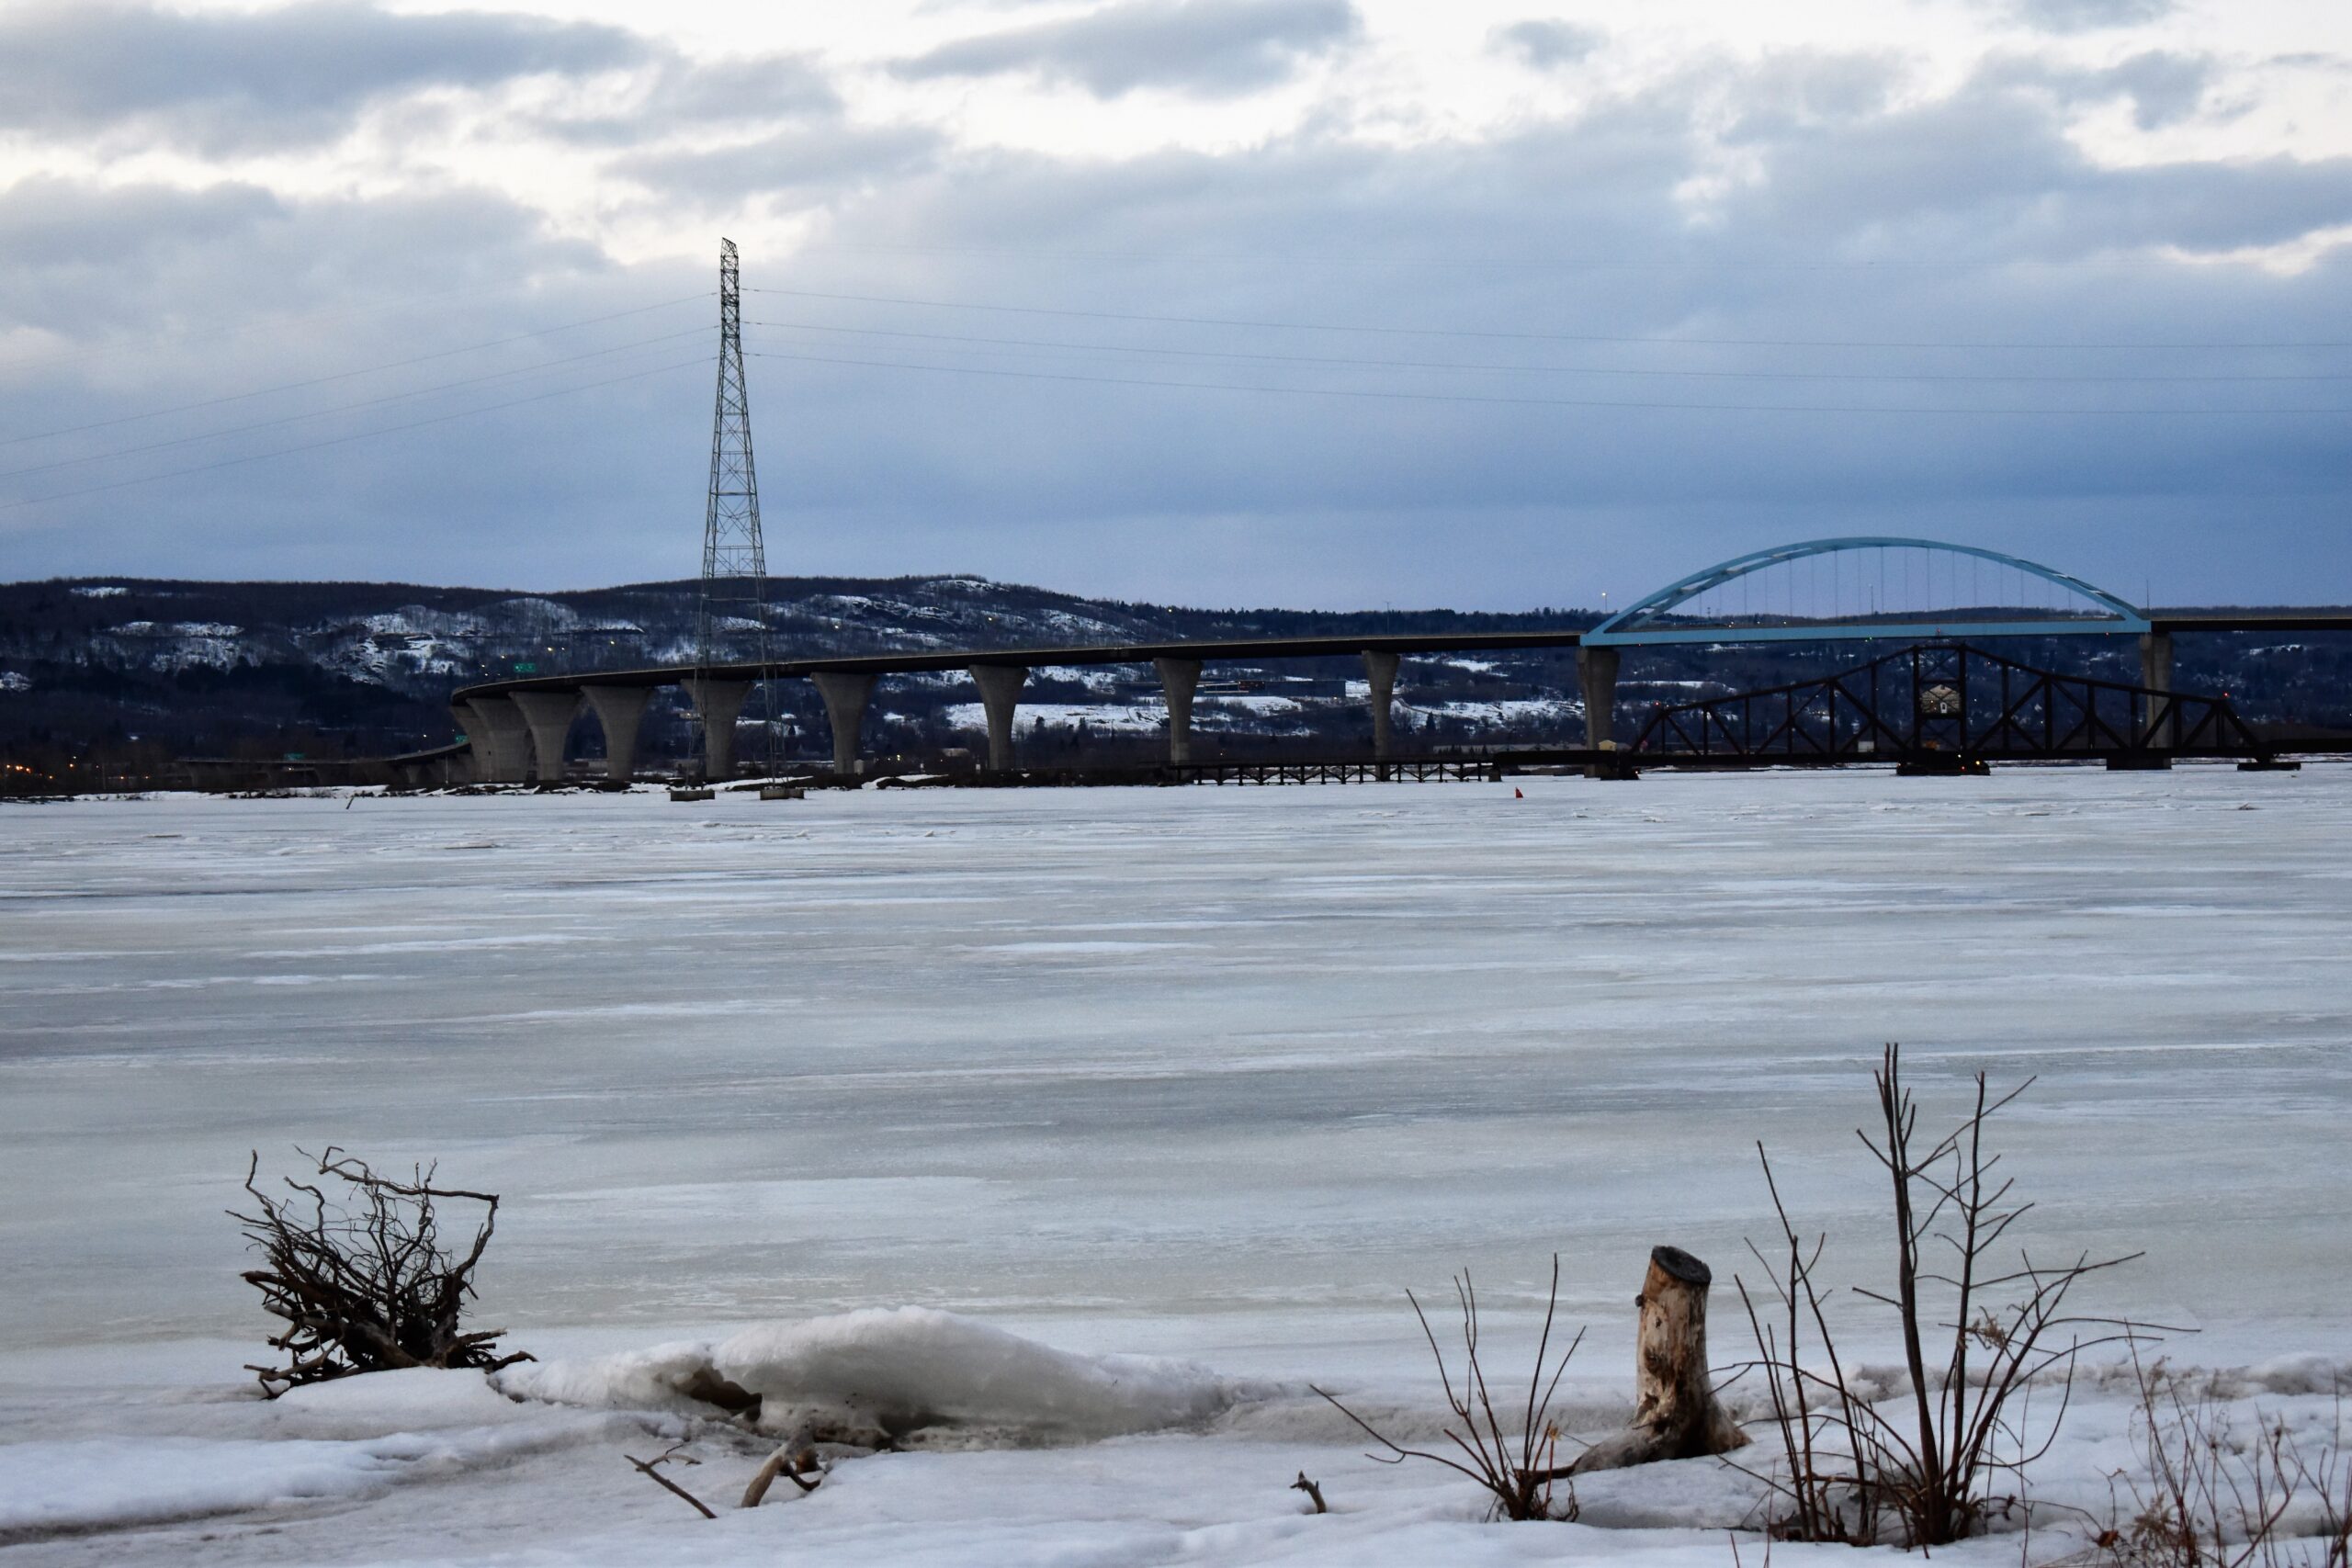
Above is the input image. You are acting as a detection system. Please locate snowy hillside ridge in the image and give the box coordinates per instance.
[6,574,2350,769]
[0,573,1610,764]
[498,1306,1250,1446]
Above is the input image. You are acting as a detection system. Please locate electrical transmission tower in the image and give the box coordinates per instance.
[691,237,772,779]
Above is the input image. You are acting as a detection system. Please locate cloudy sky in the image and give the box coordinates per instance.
[1,0,2346,610]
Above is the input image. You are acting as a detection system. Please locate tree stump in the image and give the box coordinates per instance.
[1570,1246,1748,1472]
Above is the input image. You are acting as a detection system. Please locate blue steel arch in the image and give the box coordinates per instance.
[1584,536,2150,648]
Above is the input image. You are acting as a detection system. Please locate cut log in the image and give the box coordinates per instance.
[1569,1245,1748,1473]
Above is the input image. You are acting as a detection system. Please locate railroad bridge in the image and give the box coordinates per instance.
[426,537,2349,785]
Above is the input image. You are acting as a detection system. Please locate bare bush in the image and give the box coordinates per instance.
[2101,1351,2351,1568]
[231,1146,532,1396]
[1732,1043,2140,1547]
[1315,1256,1584,1522]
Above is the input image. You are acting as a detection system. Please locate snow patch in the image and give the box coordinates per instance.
[717,1307,1238,1444]
[504,1309,1242,1448]
[0,1372,626,1541]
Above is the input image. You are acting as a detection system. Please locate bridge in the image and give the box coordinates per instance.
[423,537,2351,786]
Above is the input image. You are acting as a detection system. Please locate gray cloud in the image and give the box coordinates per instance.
[892,0,1362,98]
[2098,51,2214,129]
[1724,57,2344,259]
[2003,0,2173,34]
[1978,49,2213,130]
[1490,19,1605,70]
[0,1,646,152]
[538,53,843,147]
[615,124,944,199]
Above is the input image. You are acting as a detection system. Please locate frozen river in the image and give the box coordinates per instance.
[5,767,2346,1371]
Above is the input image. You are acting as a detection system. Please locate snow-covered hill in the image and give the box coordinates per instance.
[1,576,2345,777]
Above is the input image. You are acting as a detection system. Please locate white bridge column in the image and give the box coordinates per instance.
[1154,657,1201,764]
[1362,650,1400,760]
[2139,631,2175,749]
[968,664,1027,772]
[509,690,579,784]
[681,678,753,780]
[811,671,876,775]
[462,696,531,784]
[581,685,650,784]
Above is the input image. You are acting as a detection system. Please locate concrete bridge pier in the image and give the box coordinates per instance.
[812,671,876,776]
[1363,650,1400,761]
[462,696,532,784]
[582,685,650,784]
[1154,657,1202,764]
[682,678,753,780]
[969,664,1028,772]
[1578,645,1621,765]
[510,690,579,784]
[449,706,481,783]
[2139,631,2175,750]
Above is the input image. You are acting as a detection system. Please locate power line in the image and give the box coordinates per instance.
[2,293,713,449]
[0,274,600,378]
[747,346,2352,415]
[0,357,707,513]
[750,287,2350,353]
[0,327,707,483]
[786,241,2256,275]
[749,318,2352,384]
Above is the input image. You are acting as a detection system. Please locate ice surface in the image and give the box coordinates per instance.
[0,769,2346,1562]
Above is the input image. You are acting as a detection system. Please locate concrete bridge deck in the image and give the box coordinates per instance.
[421,609,2352,789]
[435,534,2352,787]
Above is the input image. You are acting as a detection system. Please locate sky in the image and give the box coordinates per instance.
[0,0,2346,611]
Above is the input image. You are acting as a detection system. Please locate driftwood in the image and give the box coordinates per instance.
[741,1443,824,1508]
[1290,1472,1329,1514]
[1568,1246,1747,1473]
[627,1443,717,1519]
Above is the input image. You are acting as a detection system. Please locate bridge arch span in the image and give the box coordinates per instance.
[1585,536,2151,647]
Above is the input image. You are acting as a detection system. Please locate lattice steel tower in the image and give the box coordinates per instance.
[692,238,771,774]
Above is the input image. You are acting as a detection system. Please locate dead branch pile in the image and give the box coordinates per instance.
[230,1145,533,1396]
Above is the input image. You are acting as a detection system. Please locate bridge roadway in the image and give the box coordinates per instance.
[432,611,2352,787]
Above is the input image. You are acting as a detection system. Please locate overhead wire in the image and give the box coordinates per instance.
[746,346,2352,416]
[0,274,657,378]
[0,356,707,513]
[0,325,709,483]
[2,292,714,448]
[782,241,2241,274]
[748,317,2352,384]
[750,287,2352,353]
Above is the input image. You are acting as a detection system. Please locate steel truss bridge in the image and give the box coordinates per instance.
[1631,641,2274,771]
[416,537,2352,786]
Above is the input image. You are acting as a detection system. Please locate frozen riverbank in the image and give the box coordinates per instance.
[1,769,2346,1562]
